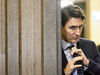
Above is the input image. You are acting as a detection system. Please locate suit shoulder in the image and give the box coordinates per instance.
[79,38,95,44]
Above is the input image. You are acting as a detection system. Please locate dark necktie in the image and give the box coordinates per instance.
[66,44,78,57]
[67,44,84,75]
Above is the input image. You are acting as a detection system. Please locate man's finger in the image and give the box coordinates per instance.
[72,56,83,63]
[71,49,77,56]
[74,64,82,68]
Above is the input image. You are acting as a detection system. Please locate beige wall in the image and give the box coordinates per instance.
[90,0,100,45]
[86,0,100,45]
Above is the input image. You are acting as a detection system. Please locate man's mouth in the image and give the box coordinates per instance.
[73,37,79,40]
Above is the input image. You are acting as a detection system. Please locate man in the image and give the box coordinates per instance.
[62,4,100,75]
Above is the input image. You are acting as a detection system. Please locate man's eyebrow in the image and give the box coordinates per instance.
[70,24,83,28]
[79,24,84,27]
[71,24,83,27]
[70,25,78,27]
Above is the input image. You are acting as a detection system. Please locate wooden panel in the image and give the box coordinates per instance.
[7,0,19,75]
[0,0,6,75]
[0,0,61,75]
[21,0,42,75]
[43,0,57,75]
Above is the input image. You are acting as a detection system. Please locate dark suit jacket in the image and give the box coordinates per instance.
[62,38,100,75]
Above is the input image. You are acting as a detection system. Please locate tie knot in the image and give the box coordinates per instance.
[66,44,75,50]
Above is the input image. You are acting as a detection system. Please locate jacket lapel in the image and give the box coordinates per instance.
[62,48,68,69]
[77,38,84,49]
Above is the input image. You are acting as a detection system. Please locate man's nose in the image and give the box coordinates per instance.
[75,28,80,36]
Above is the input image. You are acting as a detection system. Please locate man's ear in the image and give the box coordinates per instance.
[61,26,65,34]
[61,26,64,30]
[62,25,64,29]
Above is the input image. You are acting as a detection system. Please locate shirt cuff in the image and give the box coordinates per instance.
[84,66,88,71]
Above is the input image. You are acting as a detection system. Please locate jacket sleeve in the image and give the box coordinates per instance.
[86,42,100,75]
[62,69,65,75]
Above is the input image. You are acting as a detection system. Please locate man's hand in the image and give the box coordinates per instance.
[64,56,83,75]
[71,47,89,67]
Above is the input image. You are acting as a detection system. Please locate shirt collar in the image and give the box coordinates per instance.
[62,39,76,49]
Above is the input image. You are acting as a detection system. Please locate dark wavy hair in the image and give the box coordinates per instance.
[61,4,85,27]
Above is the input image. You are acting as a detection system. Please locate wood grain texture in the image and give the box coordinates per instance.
[7,0,19,75]
[0,0,6,75]
[21,0,42,75]
[0,0,61,75]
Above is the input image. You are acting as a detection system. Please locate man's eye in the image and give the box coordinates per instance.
[70,26,76,29]
[79,25,83,28]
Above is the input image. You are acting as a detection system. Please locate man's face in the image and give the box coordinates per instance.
[62,17,83,43]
